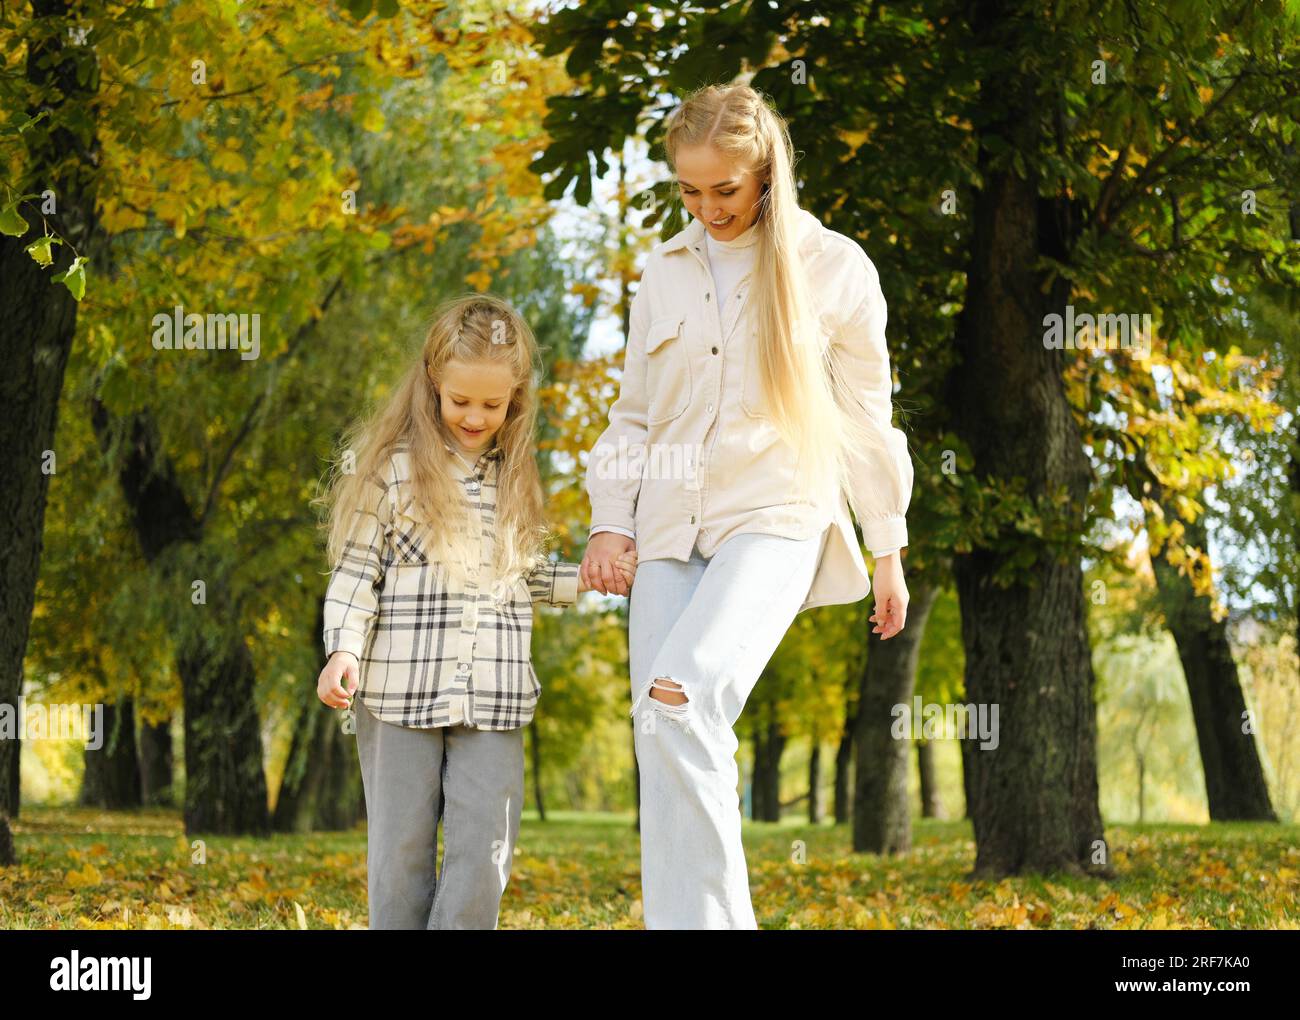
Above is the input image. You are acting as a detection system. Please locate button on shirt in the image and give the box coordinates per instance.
[323,440,580,730]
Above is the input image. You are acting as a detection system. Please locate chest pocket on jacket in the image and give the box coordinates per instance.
[389,491,430,566]
[644,315,691,425]
[740,320,835,420]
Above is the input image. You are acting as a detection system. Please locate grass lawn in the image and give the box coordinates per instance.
[1,806,1296,929]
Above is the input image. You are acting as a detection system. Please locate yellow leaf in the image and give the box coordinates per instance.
[66,862,102,888]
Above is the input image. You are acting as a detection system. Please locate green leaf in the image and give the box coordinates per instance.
[25,234,60,266]
[376,0,399,16]
[0,202,29,236]
[51,255,87,301]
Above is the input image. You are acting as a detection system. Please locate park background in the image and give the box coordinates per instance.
[1,0,1297,928]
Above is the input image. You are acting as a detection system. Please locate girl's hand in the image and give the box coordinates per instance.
[317,650,359,709]
[615,550,637,591]
[581,532,636,596]
[578,549,638,595]
[869,552,909,640]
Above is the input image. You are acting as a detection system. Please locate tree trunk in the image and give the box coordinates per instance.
[80,699,142,809]
[947,15,1106,875]
[765,718,785,822]
[750,714,786,822]
[138,716,175,807]
[833,721,853,825]
[917,739,943,819]
[1147,511,1276,820]
[175,635,270,834]
[89,402,268,835]
[807,741,821,824]
[853,580,938,854]
[0,0,104,864]
[273,698,365,832]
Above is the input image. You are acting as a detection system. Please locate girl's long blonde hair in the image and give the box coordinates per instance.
[317,294,551,594]
[664,84,894,506]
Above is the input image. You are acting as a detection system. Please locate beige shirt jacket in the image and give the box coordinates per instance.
[584,207,914,613]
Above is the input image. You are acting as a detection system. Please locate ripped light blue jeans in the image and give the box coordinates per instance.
[627,528,827,930]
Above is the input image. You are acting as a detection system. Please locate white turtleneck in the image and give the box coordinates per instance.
[703,220,759,317]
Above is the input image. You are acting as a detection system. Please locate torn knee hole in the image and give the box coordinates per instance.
[648,676,688,706]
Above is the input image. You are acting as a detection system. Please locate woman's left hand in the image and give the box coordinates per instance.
[869,552,908,640]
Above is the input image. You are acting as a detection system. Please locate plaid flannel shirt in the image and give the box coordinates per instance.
[322,441,580,730]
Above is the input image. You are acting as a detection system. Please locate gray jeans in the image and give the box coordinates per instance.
[354,699,524,929]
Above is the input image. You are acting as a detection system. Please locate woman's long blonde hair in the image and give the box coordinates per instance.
[664,84,894,505]
[317,294,551,594]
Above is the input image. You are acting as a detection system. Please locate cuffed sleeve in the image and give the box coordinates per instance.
[833,248,914,554]
[322,471,391,661]
[586,272,653,534]
[870,546,900,559]
[525,558,580,608]
[590,525,636,541]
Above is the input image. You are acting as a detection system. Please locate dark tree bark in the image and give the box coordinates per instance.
[807,741,821,824]
[175,637,269,834]
[946,7,1106,876]
[273,700,366,832]
[960,734,973,821]
[0,0,104,864]
[1146,511,1276,821]
[750,729,766,821]
[79,699,142,809]
[853,580,938,854]
[138,716,174,807]
[89,402,268,835]
[832,719,854,825]
[832,649,862,825]
[917,740,943,819]
[750,713,785,822]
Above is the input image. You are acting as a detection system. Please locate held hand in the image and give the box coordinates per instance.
[580,532,636,597]
[316,650,359,709]
[869,552,909,640]
[579,549,638,595]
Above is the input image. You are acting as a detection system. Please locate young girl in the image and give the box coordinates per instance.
[581,85,915,929]
[315,294,636,930]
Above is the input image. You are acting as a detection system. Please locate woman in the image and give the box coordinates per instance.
[580,84,914,930]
